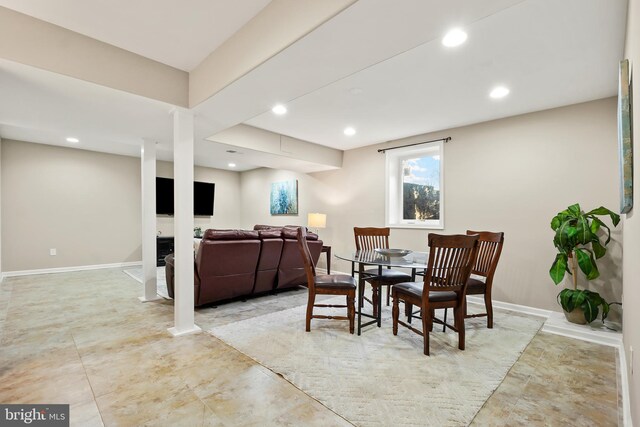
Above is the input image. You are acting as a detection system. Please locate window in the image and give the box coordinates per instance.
[385,141,444,229]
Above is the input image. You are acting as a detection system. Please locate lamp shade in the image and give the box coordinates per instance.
[307,213,327,229]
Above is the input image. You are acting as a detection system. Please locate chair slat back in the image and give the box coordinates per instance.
[466,230,504,279]
[424,234,479,294]
[354,227,391,250]
[296,227,316,291]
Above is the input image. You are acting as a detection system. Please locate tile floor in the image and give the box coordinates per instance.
[0,269,620,426]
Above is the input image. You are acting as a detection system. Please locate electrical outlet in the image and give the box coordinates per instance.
[49,248,56,256]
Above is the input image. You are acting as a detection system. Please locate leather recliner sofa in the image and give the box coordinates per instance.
[165,226,323,307]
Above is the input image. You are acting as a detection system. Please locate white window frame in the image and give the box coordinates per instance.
[385,141,444,229]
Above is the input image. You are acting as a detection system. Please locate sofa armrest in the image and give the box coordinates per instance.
[164,254,199,300]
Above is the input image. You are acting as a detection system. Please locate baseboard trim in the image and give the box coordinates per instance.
[466,295,552,319]
[3,261,143,277]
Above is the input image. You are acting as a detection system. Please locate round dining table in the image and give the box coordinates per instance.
[335,250,429,335]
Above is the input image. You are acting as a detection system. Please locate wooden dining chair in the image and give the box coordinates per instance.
[392,233,479,355]
[464,230,504,328]
[297,227,356,333]
[353,227,412,317]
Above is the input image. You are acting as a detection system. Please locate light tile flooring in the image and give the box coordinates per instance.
[0,269,620,426]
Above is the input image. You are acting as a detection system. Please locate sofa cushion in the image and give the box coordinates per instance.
[253,225,318,241]
[204,229,260,240]
[282,226,318,240]
[258,229,282,239]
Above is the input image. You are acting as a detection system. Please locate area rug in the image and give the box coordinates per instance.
[123,266,170,299]
[209,299,544,426]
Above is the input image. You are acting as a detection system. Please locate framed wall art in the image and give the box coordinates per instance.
[270,180,298,215]
[618,59,634,214]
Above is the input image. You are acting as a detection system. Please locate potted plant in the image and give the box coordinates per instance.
[549,203,620,324]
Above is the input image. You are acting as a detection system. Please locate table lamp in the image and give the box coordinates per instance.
[307,212,327,236]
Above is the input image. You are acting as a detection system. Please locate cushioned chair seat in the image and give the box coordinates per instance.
[466,277,486,295]
[363,268,412,282]
[393,281,457,302]
[314,274,357,290]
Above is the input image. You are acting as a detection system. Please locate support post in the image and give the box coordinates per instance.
[139,139,161,302]
[168,109,201,336]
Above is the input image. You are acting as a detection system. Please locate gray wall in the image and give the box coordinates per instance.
[0,139,242,272]
[240,98,622,317]
[1,140,142,271]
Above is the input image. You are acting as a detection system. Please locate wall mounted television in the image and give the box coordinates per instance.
[156,177,215,216]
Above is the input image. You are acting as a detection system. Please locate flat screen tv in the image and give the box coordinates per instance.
[156,177,215,216]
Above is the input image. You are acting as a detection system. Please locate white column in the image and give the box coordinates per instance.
[168,109,201,336]
[139,139,160,302]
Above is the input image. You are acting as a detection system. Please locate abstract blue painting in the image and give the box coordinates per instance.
[618,59,633,214]
[270,180,298,215]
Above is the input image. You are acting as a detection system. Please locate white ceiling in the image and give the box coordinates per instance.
[0,0,271,71]
[0,0,630,172]
[242,0,628,150]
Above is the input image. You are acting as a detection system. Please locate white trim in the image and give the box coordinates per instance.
[466,295,552,319]
[138,295,163,303]
[168,325,201,337]
[619,345,633,427]
[2,261,142,277]
[541,311,622,347]
[385,141,444,229]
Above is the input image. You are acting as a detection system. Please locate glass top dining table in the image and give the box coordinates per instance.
[335,250,430,269]
[335,250,429,335]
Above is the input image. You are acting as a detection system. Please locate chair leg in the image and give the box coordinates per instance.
[406,302,413,324]
[442,308,447,332]
[485,291,494,329]
[372,285,379,318]
[422,307,430,356]
[306,293,315,332]
[392,292,399,336]
[359,281,366,307]
[455,305,465,350]
[347,293,355,334]
[386,285,390,306]
[429,309,435,332]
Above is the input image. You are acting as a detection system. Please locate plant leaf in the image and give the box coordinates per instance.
[550,254,568,285]
[592,240,606,259]
[587,206,621,227]
[551,215,562,230]
[567,204,581,216]
[601,301,610,321]
[591,217,612,245]
[575,249,593,277]
[581,296,599,323]
[575,215,592,245]
[590,219,601,234]
[558,289,575,311]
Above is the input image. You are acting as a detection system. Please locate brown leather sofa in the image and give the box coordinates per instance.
[165,226,322,307]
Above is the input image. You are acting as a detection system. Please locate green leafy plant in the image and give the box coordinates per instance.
[549,203,620,323]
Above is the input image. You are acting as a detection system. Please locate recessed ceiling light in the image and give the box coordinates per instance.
[272,104,287,115]
[442,28,467,47]
[228,163,236,168]
[344,127,356,136]
[66,137,79,143]
[489,86,510,99]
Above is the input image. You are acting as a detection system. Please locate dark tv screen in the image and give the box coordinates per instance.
[155,178,215,216]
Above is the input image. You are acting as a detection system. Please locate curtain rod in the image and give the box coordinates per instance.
[377,137,451,153]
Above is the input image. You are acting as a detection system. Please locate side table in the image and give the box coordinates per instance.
[321,245,331,274]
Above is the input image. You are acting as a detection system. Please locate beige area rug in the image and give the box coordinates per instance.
[123,266,170,299]
[210,299,544,427]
